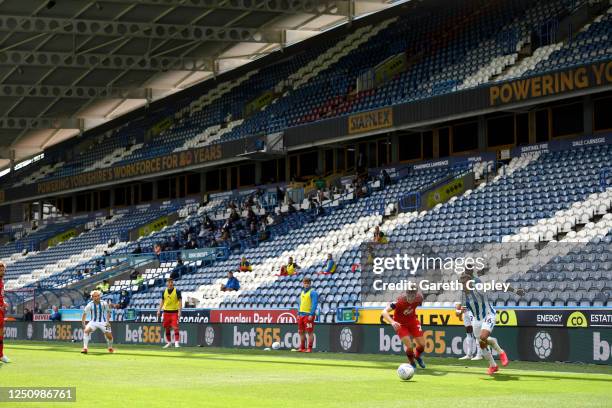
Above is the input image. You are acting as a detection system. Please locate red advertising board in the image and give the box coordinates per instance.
[210,309,298,324]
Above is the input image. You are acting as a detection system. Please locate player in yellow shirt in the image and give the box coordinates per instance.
[157,278,182,348]
[297,278,318,352]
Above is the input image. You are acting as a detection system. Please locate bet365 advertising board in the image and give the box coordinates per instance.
[4,321,611,365]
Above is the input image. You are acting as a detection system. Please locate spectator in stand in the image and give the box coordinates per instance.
[308,196,317,210]
[117,290,130,309]
[258,220,270,242]
[130,269,139,279]
[181,227,190,242]
[322,254,337,274]
[246,207,256,223]
[357,152,365,173]
[373,226,387,243]
[185,238,198,250]
[239,256,253,272]
[171,259,185,280]
[276,186,285,204]
[167,236,180,251]
[23,308,34,321]
[220,271,240,292]
[96,279,110,293]
[50,305,62,321]
[249,221,258,236]
[281,257,300,276]
[132,244,143,254]
[374,225,389,244]
[317,189,326,204]
[381,169,392,187]
[287,197,297,214]
[135,273,144,287]
[82,290,90,302]
[203,214,215,231]
[154,243,162,258]
[229,208,240,223]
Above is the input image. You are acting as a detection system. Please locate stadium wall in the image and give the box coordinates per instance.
[4,321,611,365]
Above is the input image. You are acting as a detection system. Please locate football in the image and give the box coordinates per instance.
[272,341,281,350]
[397,364,415,381]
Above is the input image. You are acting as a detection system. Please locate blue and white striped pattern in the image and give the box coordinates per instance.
[84,301,110,323]
[463,279,495,321]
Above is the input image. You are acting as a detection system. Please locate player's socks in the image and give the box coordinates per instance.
[307,339,314,350]
[463,334,473,358]
[406,349,416,367]
[83,334,90,349]
[0,338,4,358]
[299,339,305,351]
[165,328,171,343]
[487,337,503,354]
[414,345,426,368]
[174,329,180,342]
[106,337,113,350]
[481,347,497,368]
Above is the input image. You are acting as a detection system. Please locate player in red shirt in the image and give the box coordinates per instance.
[381,288,426,369]
[0,262,10,364]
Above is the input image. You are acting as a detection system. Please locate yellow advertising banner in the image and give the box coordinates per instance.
[374,53,408,86]
[47,228,78,248]
[348,108,393,134]
[147,116,174,137]
[137,216,169,238]
[426,178,465,208]
[35,145,222,195]
[489,60,612,106]
[245,91,276,116]
[358,308,518,327]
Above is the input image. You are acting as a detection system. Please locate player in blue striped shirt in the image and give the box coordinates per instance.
[459,273,508,375]
[81,290,114,354]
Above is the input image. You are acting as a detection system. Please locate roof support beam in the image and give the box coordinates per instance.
[0,117,82,130]
[0,50,214,71]
[0,84,169,99]
[84,0,341,15]
[0,15,282,43]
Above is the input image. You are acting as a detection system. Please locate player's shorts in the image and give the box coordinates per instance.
[162,311,179,328]
[463,310,475,327]
[395,319,423,339]
[85,321,112,334]
[473,313,495,335]
[297,315,315,333]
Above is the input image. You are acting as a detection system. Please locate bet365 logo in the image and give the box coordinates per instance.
[593,332,610,361]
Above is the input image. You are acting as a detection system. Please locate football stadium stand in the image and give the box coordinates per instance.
[1,0,611,321]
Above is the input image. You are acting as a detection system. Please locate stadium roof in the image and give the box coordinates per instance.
[0,0,396,169]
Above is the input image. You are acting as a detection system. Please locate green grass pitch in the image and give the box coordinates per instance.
[2,341,611,408]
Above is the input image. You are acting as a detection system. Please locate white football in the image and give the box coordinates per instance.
[272,341,281,350]
[397,363,415,381]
